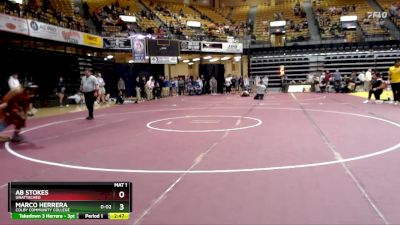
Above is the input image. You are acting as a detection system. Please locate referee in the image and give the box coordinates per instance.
[80,69,99,120]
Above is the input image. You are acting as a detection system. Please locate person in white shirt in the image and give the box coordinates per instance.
[365,69,372,91]
[197,77,203,92]
[254,81,267,100]
[96,73,106,104]
[8,73,21,90]
[67,92,83,104]
[117,78,126,97]
[243,77,250,91]
[145,76,154,100]
[80,69,99,120]
[8,72,37,116]
[262,76,269,87]
[210,77,217,95]
[225,76,232,94]
[358,71,365,82]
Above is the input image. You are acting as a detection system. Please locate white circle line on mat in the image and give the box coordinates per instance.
[180,95,326,104]
[146,115,262,132]
[4,107,400,174]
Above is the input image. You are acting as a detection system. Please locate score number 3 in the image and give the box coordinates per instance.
[119,191,125,211]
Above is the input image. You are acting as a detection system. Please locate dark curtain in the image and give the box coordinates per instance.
[0,47,80,98]
[199,64,225,93]
[113,63,164,97]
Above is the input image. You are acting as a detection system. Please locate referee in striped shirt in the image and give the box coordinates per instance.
[80,69,99,120]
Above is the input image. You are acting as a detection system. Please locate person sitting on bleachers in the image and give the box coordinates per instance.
[363,15,371,25]
[390,4,398,17]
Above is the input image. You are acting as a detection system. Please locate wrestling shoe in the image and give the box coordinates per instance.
[11,134,25,143]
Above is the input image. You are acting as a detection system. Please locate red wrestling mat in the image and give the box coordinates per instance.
[0,93,399,225]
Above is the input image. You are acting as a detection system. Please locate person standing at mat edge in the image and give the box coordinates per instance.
[389,59,400,104]
[80,69,99,120]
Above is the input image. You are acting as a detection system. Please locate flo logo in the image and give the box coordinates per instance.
[367,12,388,19]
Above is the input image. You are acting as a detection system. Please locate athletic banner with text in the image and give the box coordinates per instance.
[0,13,103,48]
[131,36,146,63]
[82,33,103,48]
[103,37,131,49]
[0,14,29,35]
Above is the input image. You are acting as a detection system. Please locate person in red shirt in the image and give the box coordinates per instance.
[0,84,37,142]
[324,70,332,83]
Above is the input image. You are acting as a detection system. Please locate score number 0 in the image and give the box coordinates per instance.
[119,191,125,211]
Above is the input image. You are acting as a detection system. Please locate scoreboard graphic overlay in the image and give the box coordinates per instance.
[8,182,132,220]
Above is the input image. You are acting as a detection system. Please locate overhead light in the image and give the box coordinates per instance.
[192,58,200,61]
[187,21,201,27]
[188,62,194,65]
[270,20,286,27]
[221,56,231,60]
[210,58,219,62]
[183,59,190,63]
[340,15,357,22]
[119,15,137,22]
[87,53,92,56]
[104,58,107,61]
[107,55,114,59]
[203,56,212,59]
[128,60,134,63]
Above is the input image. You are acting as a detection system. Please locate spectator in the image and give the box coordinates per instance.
[333,69,342,93]
[117,77,125,96]
[389,59,400,104]
[56,76,66,107]
[116,90,124,104]
[145,76,154,100]
[365,68,372,91]
[8,72,21,91]
[135,77,142,103]
[210,76,217,95]
[363,73,385,104]
[178,77,185,95]
[254,80,266,100]
[164,77,170,97]
[225,76,232,94]
[140,76,147,99]
[153,81,161,99]
[96,73,106,104]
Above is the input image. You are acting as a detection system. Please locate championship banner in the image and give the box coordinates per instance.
[180,41,201,51]
[82,33,103,48]
[201,42,243,53]
[28,19,61,41]
[0,14,28,35]
[131,36,146,63]
[103,37,131,49]
[150,56,178,64]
